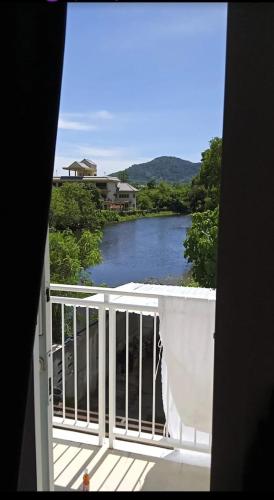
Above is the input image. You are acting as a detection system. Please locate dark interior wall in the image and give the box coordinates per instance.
[2,4,66,490]
[211,3,274,491]
[17,363,37,491]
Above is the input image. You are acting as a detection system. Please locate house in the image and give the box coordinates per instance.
[52,159,138,210]
[115,182,138,210]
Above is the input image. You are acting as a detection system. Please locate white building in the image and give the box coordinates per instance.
[115,182,138,209]
[52,159,138,210]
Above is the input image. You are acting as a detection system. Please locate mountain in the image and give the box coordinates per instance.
[111,156,201,184]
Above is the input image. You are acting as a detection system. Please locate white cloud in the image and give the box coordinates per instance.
[59,110,113,125]
[79,146,127,159]
[57,111,114,132]
[92,110,113,120]
[58,119,97,131]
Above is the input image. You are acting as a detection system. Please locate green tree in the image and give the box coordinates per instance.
[49,187,81,229]
[49,229,103,345]
[199,137,222,193]
[188,184,207,213]
[183,207,219,288]
[78,230,102,269]
[188,137,222,212]
[82,182,103,209]
[168,184,190,213]
[136,189,154,210]
[49,182,102,231]
[120,171,129,182]
[147,179,156,189]
[49,229,102,285]
[136,181,191,213]
[49,183,106,345]
[49,230,82,284]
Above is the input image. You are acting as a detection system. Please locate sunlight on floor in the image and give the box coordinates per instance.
[53,439,210,491]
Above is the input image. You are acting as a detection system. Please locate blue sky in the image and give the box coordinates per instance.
[54,2,227,176]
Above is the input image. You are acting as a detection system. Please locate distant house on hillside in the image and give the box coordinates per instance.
[52,159,138,210]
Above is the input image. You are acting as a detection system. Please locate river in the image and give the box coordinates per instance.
[88,214,192,287]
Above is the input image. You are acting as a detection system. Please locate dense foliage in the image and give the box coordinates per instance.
[183,137,222,288]
[49,182,103,231]
[137,181,190,213]
[49,182,106,285]
[184,208,219,288]
[188,137,222,212]
[49,229,102,284]
[112,156,201,184]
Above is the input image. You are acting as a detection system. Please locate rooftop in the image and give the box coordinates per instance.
[81,158,97,167]
[52,176,120,182]
[63,160,97,171]
[117,182,139,192]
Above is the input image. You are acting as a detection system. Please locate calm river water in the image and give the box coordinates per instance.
[88,215,192,287]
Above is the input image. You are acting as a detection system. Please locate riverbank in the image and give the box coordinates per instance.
[105,210,185,225]
[142,269,197,287]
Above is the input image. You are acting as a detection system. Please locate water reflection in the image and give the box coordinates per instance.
[89,215,192,286]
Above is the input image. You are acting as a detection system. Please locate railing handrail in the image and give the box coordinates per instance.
[50,295,158,312]
[50,283,216,301]
[51,281,213,453]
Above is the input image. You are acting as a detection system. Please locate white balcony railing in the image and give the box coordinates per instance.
[50,283,214,454]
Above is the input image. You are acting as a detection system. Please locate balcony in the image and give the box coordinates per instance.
[50,282,215,491]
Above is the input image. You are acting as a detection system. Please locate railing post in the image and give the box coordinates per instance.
[98,302,106,446]
[108,306,116,448]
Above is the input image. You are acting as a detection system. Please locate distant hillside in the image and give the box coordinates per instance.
[111,156,201,184]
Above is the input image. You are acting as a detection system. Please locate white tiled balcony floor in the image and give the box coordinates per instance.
[53,429,210,491]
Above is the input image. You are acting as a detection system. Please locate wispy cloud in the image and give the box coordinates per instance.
[54,146,151,177]
[79,146,127,158]
[58,119,97,131]
[91,110,113,120]
[58,110,114,131]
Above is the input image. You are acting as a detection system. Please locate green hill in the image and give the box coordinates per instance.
[111,156,201,184]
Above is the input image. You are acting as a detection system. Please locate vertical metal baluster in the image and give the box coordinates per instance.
[138,313,143,436]
[125,310,129,434]
[86,307,90,424]
[99,304,106,445]
[166,376,169,438]
[180,421,183,448]
[152,313,156,438]
[73,306,77,423]
[49,301,53,423]
[109,307,116,448]
[61,304,65,421]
